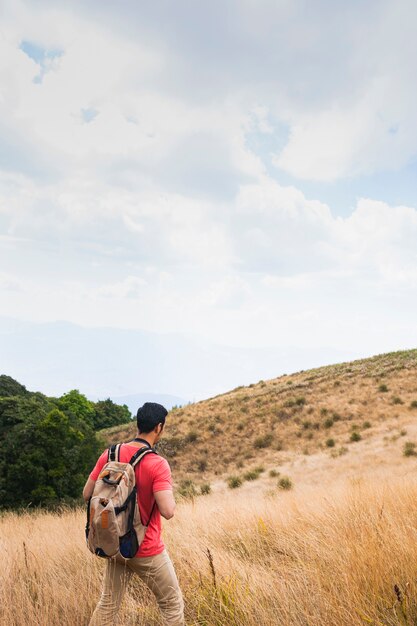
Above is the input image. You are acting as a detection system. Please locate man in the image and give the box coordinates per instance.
[83,402,184,626]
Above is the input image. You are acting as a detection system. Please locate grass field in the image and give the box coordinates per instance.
[2,473,417,626]
[4,350,417,625]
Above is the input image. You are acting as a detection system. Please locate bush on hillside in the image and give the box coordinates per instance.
[278,476,293,490]
[177,479,197,499]
[227,475,242,489]
[254,433,274,449]
[403,441,417,457]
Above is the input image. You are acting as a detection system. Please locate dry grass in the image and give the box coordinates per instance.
[3,475,417,625]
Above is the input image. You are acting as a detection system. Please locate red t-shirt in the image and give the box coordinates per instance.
[89,443,172,557]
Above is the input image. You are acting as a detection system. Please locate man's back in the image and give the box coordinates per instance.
[89,442,173,557]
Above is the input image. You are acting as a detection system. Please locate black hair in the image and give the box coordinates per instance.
[136,402,168,434]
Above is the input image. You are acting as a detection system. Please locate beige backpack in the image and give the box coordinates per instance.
[85,442,156,559]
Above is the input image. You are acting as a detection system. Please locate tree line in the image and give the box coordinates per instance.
[0,375,132,509]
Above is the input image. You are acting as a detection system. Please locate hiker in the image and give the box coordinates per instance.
[83,402,185,626]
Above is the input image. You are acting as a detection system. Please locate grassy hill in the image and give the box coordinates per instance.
[100,349,417,492]
[4,349,417,625]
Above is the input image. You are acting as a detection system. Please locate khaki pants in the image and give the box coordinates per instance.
[89,549,184,626]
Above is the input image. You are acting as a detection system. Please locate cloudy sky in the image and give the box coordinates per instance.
[2,0,417,395]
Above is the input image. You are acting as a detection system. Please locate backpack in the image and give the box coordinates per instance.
[85,442,156,559]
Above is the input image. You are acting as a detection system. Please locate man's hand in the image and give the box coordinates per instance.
[154,490,176,519]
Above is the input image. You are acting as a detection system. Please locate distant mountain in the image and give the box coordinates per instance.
[0,316,360,401]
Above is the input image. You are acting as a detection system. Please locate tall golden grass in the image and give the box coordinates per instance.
[2,476,417,625]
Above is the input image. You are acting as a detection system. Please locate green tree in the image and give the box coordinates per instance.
[58,389,95,426]
[0,375,29,398]
[0,394,101,508]
[93,398,131,430]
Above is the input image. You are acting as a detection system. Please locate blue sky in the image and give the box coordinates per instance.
[1,0,417,397]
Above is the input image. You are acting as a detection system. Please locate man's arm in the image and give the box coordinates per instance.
[82,449,108,501]
[83,477,96,502]
[154,489,176,519]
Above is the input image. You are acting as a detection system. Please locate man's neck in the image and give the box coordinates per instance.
[134,433,155,447]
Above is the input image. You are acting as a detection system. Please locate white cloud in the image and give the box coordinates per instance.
[96,275,147,299]
[273,1,417,180]
[1,0,417,364]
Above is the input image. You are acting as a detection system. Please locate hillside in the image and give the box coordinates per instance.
[101,349,417,491]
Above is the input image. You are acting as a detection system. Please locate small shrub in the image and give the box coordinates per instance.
[254,465,265,474]
[332,412,341,422]
[410,400,417,409]
[227,475,242,489]
[200,483,211,495]
[392,396,404,405]
[403,441,417,457]
[320,407,328,416]
[350,431,361,442]
[177,479,197,499]
[362,421,372,429]
[302,420,312,430]
[295,396,306,406]
[400,429,407,437]
[243,470,260,481]
[254,433,274,448]
[278,476,293,490]
[197,458,207,472]
[184,430,198,443]
[378,384,389,393]
[326,438,335,448]
[269,469,280,478]
[236,422,245,431]
[324,418,334,429]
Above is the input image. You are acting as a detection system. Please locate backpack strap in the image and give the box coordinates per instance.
[129,446,155,468]
[129,447,157,526]
[108,443,122,462]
